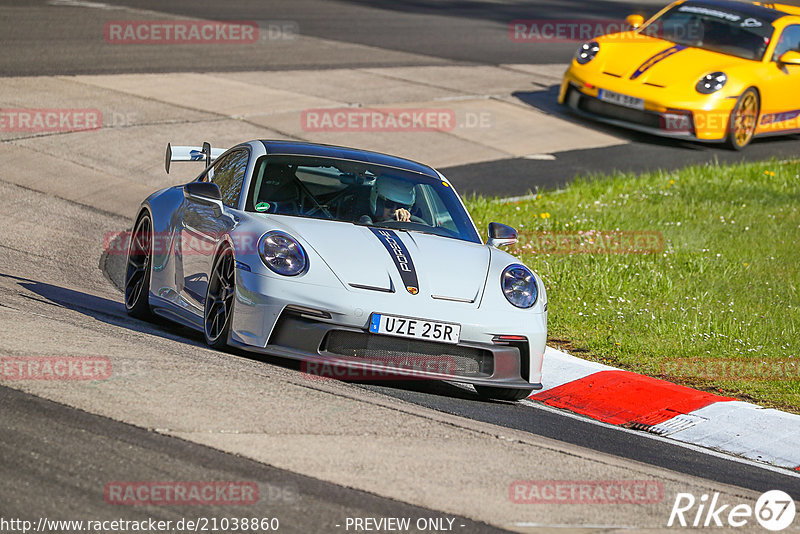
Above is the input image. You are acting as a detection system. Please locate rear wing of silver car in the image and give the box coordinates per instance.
[165,142,227,174]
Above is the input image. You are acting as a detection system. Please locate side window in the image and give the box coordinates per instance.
[773,25,800,60]
[417,184,457,233]
[210,149,249,208]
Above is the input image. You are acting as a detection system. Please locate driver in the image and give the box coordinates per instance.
[363,176,416,223]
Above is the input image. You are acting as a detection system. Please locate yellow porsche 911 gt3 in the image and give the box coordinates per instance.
[559,0,800,149]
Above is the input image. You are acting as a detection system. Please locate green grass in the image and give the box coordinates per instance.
[465,158,800,412]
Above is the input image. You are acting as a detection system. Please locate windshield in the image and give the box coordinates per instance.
[641,2,774,60]
[245,155,481,244]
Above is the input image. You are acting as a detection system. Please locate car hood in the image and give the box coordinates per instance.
[594,33,749,88]
[271,216,490,303]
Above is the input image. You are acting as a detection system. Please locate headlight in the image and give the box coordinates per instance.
[258,231,307,276]
[501,264,537,308]
[575,41,600,64]
[696,72,727,94]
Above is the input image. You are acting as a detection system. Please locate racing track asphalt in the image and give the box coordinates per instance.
[357,382,800,495]
[442,131,800,197]
[0,385,507,533]
[1,0,669,75]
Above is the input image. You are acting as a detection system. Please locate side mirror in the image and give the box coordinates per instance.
[487,222,518,248]
[184,181,222,203]
[778,50,800,66]
[626,14,644,29]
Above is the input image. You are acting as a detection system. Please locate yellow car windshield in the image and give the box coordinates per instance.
[641,2,775,60]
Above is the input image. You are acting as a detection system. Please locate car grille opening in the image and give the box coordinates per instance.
[578,93,661,129]
[322,330,494,378]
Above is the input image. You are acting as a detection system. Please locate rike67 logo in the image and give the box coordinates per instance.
[668,490,796,531]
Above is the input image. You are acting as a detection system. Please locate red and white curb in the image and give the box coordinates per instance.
[527,347,800,470]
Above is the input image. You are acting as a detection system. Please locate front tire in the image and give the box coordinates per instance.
[474,385,534,401]
[204,246,236,349]
[726,88,759,151]
[124,214,153,320]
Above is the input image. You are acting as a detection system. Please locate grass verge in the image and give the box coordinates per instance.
[466,158,800,413]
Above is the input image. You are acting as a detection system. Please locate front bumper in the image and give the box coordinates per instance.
[230,268,546,390]
[560,73,734,142]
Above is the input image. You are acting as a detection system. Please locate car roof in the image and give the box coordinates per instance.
[258,140,441,179]
[757,2,800,16]
[679,0,788,21]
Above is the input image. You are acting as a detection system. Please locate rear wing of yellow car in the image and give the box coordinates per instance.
[757,2,800,16]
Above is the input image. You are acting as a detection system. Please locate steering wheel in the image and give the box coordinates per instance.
[376,218,429,229]
[380,214,427,224]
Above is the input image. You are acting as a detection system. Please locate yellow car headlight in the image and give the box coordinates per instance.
[696,72,727,94]
[575,41,600,65]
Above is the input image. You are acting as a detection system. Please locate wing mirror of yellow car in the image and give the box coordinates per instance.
[626,14,644,29]
[778,50,800,66]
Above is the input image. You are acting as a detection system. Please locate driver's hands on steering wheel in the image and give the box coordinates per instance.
[393,208,411,222]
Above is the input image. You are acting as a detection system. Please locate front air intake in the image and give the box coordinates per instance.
[322,331,494,377]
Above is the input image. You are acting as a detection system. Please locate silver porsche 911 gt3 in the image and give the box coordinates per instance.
[124,140,546,400]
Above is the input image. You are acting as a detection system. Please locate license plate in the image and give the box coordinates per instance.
[369,313,461,344]
[598,89,645,110]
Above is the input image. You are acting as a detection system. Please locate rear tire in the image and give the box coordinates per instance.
[124,213,153,320]
[726,88,759,151]
[474,385,534,401]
